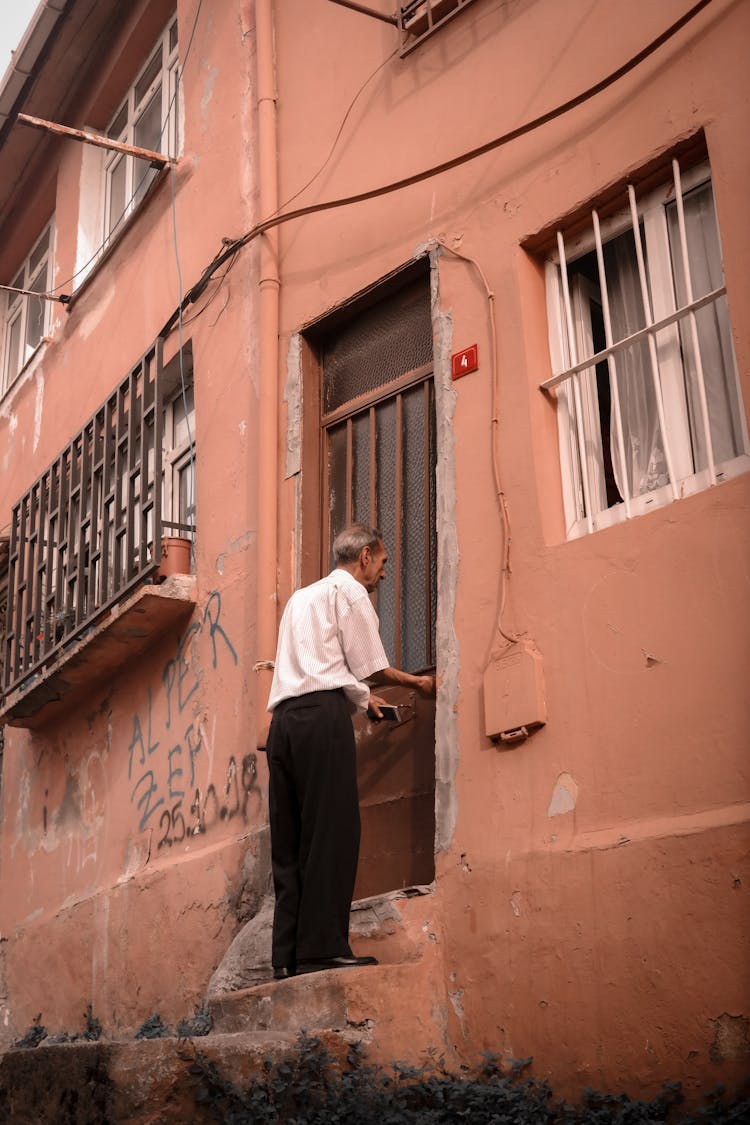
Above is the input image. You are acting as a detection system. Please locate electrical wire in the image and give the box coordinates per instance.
[275,41,401,218]
[166,0,206,545]
[159,0,715,338]
[436,239,519,647]
[170,35,400,335]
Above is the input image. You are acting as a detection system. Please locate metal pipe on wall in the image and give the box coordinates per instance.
[255,0,280,737]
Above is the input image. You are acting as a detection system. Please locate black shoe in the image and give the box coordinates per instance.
[273,966,296,980]
[297,955,379,974]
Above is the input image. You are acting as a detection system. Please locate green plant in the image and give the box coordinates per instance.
[181,1033,749,1125]
[134,1012,170,1040]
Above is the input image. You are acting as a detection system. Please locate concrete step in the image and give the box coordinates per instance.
[207,959,446,1065]
[0,961,449,1122]
[0,1028,349,1125]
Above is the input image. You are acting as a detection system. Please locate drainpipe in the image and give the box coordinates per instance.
[254,0,280,735]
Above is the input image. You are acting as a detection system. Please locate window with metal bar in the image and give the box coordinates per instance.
[0,341,191,698]
[322,274,437,672]
[162,381,196,543]
[103,15,179,246]
[398,0,478,55]
[542,159,749,539]
[1,220,54,396]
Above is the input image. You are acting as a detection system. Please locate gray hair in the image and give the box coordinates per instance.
[333,523,383,564]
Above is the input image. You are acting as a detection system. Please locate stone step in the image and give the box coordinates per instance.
[207,959,444,1064]
[0,1028,349,1125]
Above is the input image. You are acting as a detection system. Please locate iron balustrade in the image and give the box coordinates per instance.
[398,0,477,55]
[2,340,165,696]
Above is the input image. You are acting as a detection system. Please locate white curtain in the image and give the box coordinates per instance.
[606,233,669,500]
[667,183,741,470]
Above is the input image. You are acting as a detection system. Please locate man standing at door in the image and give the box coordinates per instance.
[266,523,434,980]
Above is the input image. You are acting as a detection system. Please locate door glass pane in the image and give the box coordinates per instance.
[351,411,371,524]
[177,458,196,535]
[108,156,127,235]
[132,159,159,209]
[132,88,163,206]
[107,101,128,140]
[25,266,48,351]
[29,229,50,273]
[134,87,163,152]
[135,46,162,107]
[327,424,348,557]
[172,384,195,446]
[401,385,427,670]
[6,313,22,384]
[375,398,397,665]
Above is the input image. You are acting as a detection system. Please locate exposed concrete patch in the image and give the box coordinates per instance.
[206,895,275,996]
[284,333,302,478]
[33,370,44,452]
[350,894,403,937]
[11,760,33,858]
[200,65,219,125]
[708,1013,750,1063]
[54,769,84,830]
[547,771,578,817]
[431,246,459,854]
[448,984,466,1023]
[227,826,272,925]
[216,530,255,575]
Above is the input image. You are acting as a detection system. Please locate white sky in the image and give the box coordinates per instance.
[0,0,42,78]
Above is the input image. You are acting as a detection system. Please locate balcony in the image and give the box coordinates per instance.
[0,338,196,727]
[0,573,196,729]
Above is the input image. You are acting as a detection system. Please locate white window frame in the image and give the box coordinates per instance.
[544,160,749,539]
[102,15,179,247]
[1,219,55,397]
[162,382,195,542]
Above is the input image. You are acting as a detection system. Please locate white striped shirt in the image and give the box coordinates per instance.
[267,568,388,713]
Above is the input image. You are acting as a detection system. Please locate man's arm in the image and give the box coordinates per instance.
[366,668,435,720]
[368,667,436,695]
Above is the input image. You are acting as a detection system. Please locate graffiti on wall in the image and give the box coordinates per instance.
[127,590,259,845]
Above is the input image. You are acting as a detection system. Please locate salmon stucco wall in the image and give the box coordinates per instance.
[0,0,270,1043]
[0,0,747,1101]
[271,0,750,1096]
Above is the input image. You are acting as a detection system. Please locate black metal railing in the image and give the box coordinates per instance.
[2,340,164,696]
[398,0,476,54]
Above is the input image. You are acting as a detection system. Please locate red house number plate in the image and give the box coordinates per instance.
[452,345,478,380]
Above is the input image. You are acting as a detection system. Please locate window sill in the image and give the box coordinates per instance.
[565,454,750,540]
[0,573,197,729]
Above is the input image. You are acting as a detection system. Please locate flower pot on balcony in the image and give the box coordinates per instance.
[157,536,192,581]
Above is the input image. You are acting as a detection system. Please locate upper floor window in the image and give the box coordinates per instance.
[103,15,179,243]
[399,0,477,55]
[163,381,195,542]
[2,221,54,395]
[543,157,749,538]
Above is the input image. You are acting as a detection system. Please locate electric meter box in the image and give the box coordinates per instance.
[483,640,546,742]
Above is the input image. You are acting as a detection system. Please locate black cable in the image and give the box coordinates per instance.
[160,0,714,339]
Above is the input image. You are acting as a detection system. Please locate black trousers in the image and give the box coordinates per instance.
[266,689,360,968]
